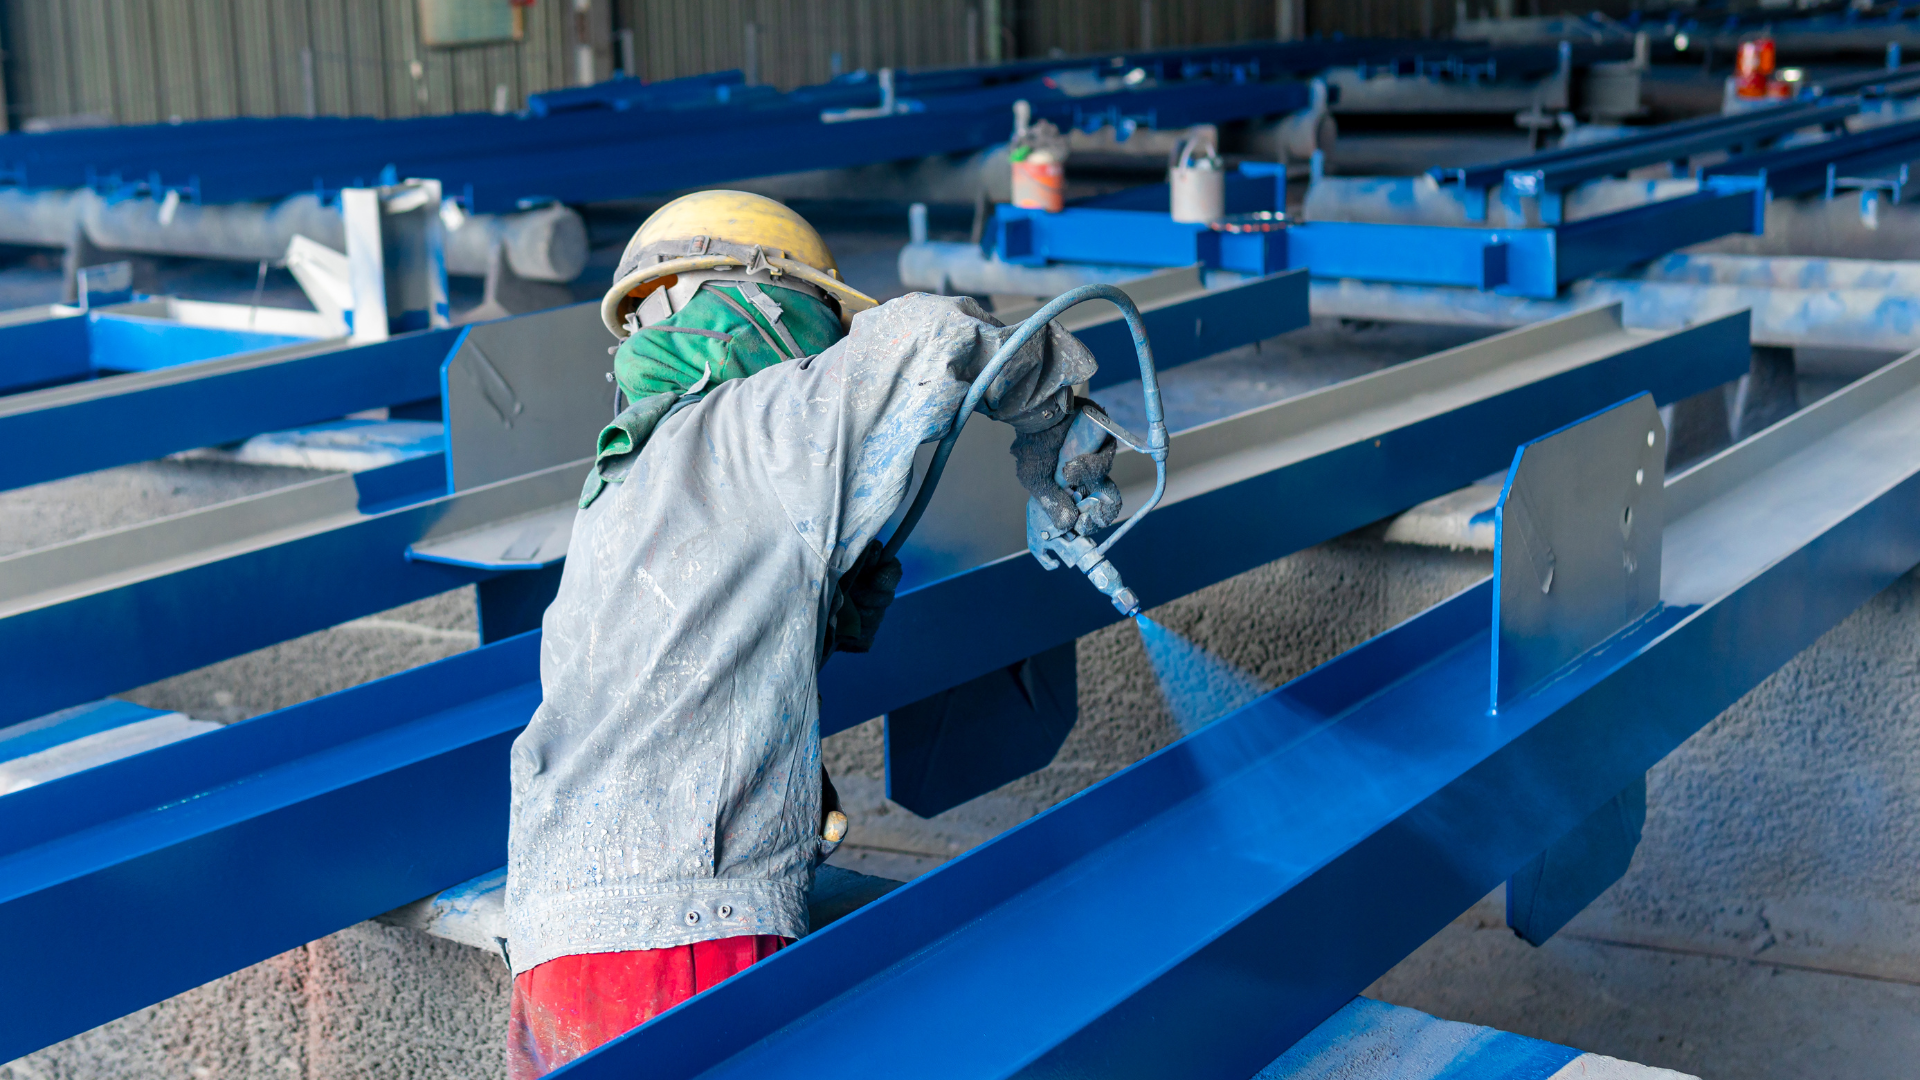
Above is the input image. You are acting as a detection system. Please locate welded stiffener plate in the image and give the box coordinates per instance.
[1493,392,1664,709]
[441,301,613,492]
[1492,392,1664,945]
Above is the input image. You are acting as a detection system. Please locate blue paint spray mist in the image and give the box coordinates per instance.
[1131,615,1267,734]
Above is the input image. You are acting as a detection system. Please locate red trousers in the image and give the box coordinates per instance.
[508,935,788,1079]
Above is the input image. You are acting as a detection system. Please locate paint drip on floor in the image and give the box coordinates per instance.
[1132,615,1267,734]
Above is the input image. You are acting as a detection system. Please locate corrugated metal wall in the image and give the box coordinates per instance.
[618,0,983,90]
[1017,0,1280,57]
[0,0,1581,129]
[1,0,578,127]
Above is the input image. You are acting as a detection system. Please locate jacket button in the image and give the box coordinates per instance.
[717,904,733,918]
[685,911,701,925]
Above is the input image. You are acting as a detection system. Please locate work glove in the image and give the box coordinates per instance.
[829,539,904,656]
[1011,403,1121,533]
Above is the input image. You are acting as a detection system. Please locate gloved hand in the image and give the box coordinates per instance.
[1011,403,1120,532]
[829,539,904,656]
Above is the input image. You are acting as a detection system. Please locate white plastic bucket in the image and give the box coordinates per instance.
[1169,139,1225,224]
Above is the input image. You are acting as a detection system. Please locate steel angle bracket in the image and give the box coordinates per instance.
[548,347,1920,1080]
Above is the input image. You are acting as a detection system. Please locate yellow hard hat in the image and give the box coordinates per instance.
[600,190,878,338]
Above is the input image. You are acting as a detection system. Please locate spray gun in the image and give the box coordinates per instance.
[883,283,1170,617]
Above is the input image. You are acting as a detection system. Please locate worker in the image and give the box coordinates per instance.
[503,191,1116,1078]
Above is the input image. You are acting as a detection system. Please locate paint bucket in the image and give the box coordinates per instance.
[1169,138,1225,224]
[1011,150,1066,212]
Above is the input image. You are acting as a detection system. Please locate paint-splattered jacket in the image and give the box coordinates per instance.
[506,294,1094,972]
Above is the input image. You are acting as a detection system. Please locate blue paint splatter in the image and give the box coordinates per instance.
[1132,615,1267,734]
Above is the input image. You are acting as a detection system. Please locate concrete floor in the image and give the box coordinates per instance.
[9,224,1920,1078]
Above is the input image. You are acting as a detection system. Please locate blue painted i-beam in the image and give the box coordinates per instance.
[0,307,1749,1058]
[0,37,1642,211]
[544,350,1920,1080]
[0,327,457,493]
[990,173,1765,299]
[0,275,1305,727]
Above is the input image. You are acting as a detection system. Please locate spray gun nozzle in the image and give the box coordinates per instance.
[1075,550,1140,618]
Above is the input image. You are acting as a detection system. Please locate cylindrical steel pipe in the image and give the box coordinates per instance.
[0,188,588,282]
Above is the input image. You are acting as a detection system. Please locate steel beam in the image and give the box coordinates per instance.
[0,59,1312,213]
[0,457,577,726]
[0,306,87,394]
[0,304,1748,1058]
[0,282,1306,724]
[991,184,1763,299]
[820,306,1746,734]
[1701,114,1920,198]
[1432,100,1855,219]
[548,340,1920,1080]
[0,327,456,493]
[1308,273,1920,351]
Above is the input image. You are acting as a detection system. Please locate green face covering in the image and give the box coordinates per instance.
[580,282,846,509]
[613,282,845,400]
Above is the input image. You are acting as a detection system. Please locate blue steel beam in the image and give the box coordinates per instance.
[0,58,1312,211]
[0,460,503,726]
[0,307,1748,1057]
[549,349,1920,1080]
[1434,100,1854,193]
[1806,60,1920,97]
[0,277,1307,725]
[0,327,457,493]
[0,308,320,395]
[0,631,539,1064]
[991,183,1764,298]
[0,310,88,394]
[0,38,1641,211]
[819,309,1746,729]
[446,81,1306,212]
[1700,114,1920,198]
[1080,272,1307,391]
[531,38,1622,118]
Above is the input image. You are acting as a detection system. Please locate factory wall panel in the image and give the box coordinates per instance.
[0,0,572,127]
[1,0,1457,129]
[0,0,1636,129]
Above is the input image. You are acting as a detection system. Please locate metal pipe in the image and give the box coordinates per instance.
[0,189,587,282]
[898,240,1156,296]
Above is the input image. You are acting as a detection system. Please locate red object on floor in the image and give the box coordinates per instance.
[508,935,788,1079]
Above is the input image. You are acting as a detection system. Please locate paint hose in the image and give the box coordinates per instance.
[884,283,1169,615]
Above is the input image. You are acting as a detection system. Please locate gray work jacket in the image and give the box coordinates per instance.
[506,294,1092,972]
